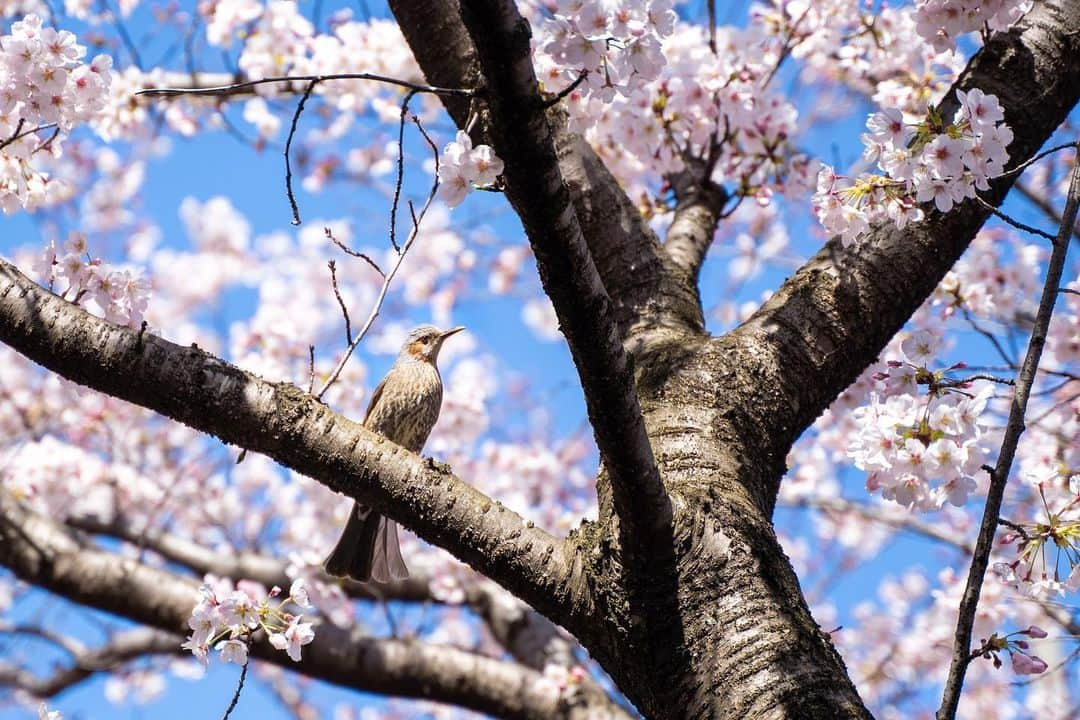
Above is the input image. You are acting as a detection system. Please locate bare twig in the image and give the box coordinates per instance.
[137,73,475,101]
[315,113,441,400]
[540,70,588,109]
[937,143,1080,720]
[389,89,420,252]
[997,517,1031,541]
[995,142,1077,180]
[326,227,384,276]
[221,654,250,720]
[284,79,318,226]
[327,260,353,345]
[974,196,1056,241]
[307,345,316,395]
[1016,182,1080,244]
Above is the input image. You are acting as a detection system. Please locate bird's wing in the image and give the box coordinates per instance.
[361,373,389,427]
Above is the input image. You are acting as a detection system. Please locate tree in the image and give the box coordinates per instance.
[0,0,1079,718]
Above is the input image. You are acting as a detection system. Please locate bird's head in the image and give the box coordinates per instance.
[402,325,465,363]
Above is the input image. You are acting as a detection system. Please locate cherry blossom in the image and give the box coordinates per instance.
[437,130,504,207]
[813,91,1013,244]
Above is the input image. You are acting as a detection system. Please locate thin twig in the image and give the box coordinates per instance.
[973,196,1056,241]
[540,70,588,109]
[138,73,475,100]
[315,114,441,400]
[937,143,1080,720]
[997,517,1031,541]
[994,142,1077,180]
[326,227,384,276]
[1016,182,1080,244]
[389,89,420,252]
[100,0,143,68]
[307,345,316,395]
[220,655,249,720]
[960,307,1017,368]
[284,79,318,226]
[328,260,353,345]
[955,373,1015,386]
[707,0,717,54]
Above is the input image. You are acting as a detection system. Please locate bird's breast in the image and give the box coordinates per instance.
[364,362,444,453]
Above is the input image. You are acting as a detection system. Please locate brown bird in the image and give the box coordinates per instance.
[323,324,464,583]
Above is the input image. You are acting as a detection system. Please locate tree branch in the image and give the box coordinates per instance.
[936,142,1079,720]
[0,257,586,630]
[783,496,973,553]
[0,627,180,698]
[663,165,729,285]
[387,0,698,344]
[66,513,578,673]
[63,513,432,602]
[726,0,1080,502]
[0,500,628,720]
[455,0,671,550]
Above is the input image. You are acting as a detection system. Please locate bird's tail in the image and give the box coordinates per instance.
[323,502,409,583]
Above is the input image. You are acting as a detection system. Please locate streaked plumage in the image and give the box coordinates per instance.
[323,325,463,583]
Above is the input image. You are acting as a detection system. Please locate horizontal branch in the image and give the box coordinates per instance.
[64,514,432,602]
[783,496,973,553]
[67,514,577,672]
[138,73,475,100]
[0,500,627,720]
[0,627,180,699]
[0,257,587,630]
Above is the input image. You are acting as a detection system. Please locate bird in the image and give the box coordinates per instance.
[323,324,464,583]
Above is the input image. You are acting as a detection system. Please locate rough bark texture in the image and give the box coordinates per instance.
[1,1,1079,719]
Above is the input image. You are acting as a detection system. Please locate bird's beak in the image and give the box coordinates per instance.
[441,326,466,339]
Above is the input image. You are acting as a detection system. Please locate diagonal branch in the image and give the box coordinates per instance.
[455,0,670,550]
[0,257,585,631]
[0,500,629,720]
[937,142,1079,720]
[724,0,1080,503]
[387,0,697,343]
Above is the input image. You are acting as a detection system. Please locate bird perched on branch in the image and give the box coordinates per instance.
[323,324,465,583]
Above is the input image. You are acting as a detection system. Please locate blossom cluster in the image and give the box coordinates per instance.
[813,89,1012,245]
[34,232,150,327]
[540,20,815,217]
[847,331,993,510]
[0,14,112,212]
[754,1,964,118]
[914,0,1032,53]
[438,130,504,207]
[534,0,676,103]
[972,626,1049,675]
[993,474,1080,599]
[183,578,316,666]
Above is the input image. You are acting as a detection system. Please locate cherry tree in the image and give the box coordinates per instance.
[0,1,1079,719]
